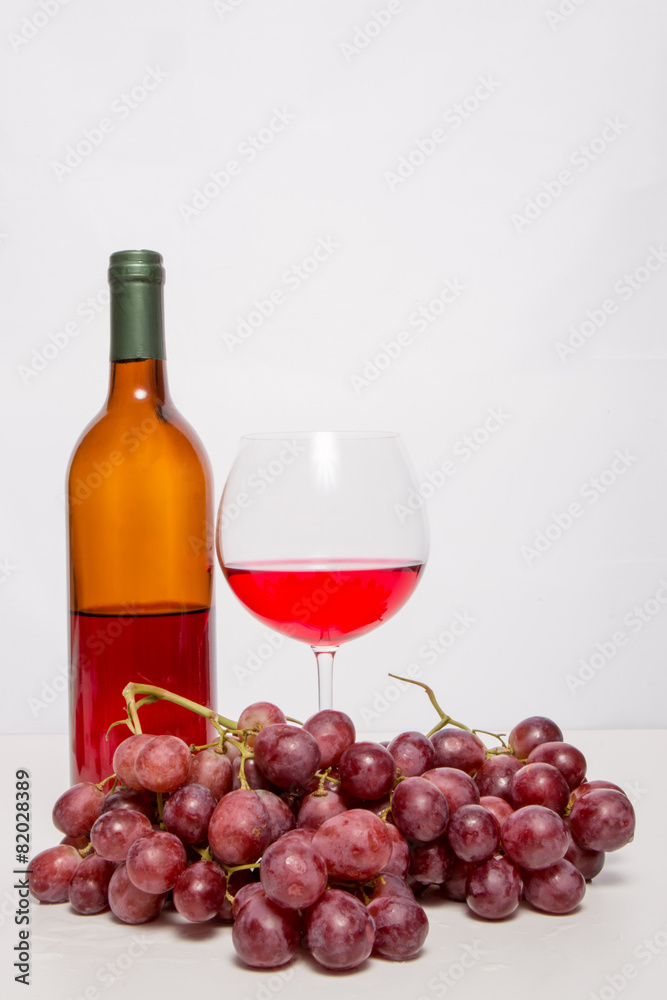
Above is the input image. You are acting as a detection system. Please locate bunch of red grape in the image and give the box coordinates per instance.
[29,703,636,971]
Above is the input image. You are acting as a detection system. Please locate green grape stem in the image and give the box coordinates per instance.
[225,861,261,876]
[387,674,473,738]
[387,674,510,752]
[122,682,238,735]
[192,845,213,862]
[223,733,255,791]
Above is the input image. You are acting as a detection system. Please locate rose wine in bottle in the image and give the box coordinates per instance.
[67,250,216,784]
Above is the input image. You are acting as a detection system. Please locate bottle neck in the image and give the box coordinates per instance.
[108,265,169,406]
[107,358,170,407]
[110,274,166,362]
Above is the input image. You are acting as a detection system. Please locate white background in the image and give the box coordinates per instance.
[1,0,666,737]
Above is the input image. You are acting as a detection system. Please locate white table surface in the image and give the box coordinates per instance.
[1,731,665,1000]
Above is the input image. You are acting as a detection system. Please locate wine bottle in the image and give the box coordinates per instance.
[67,250,216,784]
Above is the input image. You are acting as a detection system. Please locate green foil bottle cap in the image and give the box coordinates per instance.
[108,249,166,361]
[108,249,164,284]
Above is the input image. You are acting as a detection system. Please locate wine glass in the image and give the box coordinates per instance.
[216,432,428,710]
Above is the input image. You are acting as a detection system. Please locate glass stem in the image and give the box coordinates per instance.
[312,645,338,711]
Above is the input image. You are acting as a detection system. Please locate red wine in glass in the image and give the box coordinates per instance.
[224,560,424,645]
[217,432,429,709]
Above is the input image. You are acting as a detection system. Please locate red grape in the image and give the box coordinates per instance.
[60,835,89,851]
[339,741,396,801]
[447,804,500,863]
[107,864,166,923]
[312,809,392,881]
[569,779,625,806]
[422,767,480,813]
[256,789,296,840]
[208,788,272,865]
[297,789,347,830]
[479,795,514,826]
[68,854,116,914]
[301,766,341,796]
[369,872,415,901]
[281,828,315,847]
[232,756,275,791]
[430,727,486,775]
[564,818,605,880]
[112,733,155,790]
[237,701,287,743]
[501,805,569,870]
[303,709,356,767]
[172,860,227,922]
[163,783,216,845]
[134,735,192,793]
[386,731,435,777]
[305,889,375,970]
[90,808,153,863]
[442,857,477,901]
[217,868,257,921]
[383,822,411,877]
[52,782,105,838]
[390,776,449,842]
[522,859,586,914]
[527,742,587,790]
[367,895,429,960]
[188,748,233,800]
[253,724,321,789]
[569,789,635,852]
[125,831,187,893]
[29,845,81,903]
[475,754,523,801]
[232,891,301,968]
[511,762,570,813]
[260,835,328,909]
[508,716,563,759]
[466,857,523,919]
[409,838,454,885]
[231,881,265,919]
[99,789,154,818]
